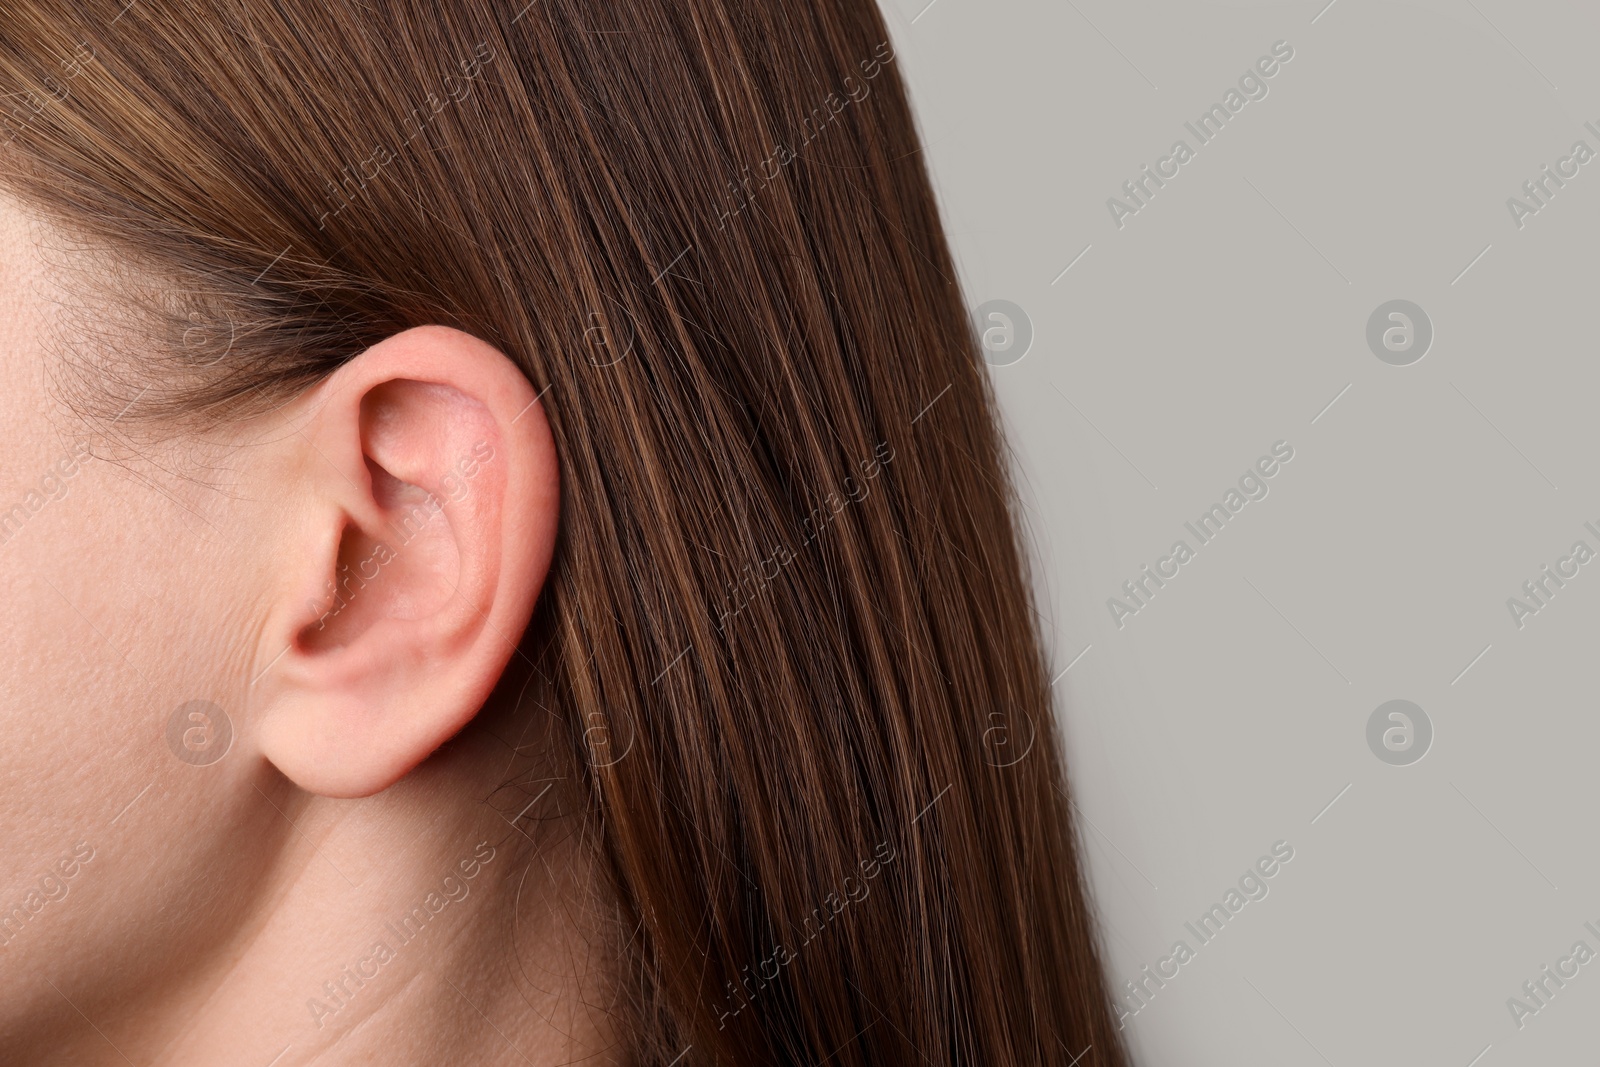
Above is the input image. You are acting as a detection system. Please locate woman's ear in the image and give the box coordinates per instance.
[252,325,557,798]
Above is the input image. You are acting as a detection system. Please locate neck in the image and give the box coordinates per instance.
[46,724,613,1067]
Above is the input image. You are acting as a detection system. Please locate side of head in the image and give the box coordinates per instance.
[0,2,1130,1065]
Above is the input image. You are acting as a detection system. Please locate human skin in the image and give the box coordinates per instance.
[0,194,613,1066]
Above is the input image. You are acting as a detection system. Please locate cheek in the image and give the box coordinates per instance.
[0,390,130,874]
[0,476,157,835]
[0,202,277,1015]
[0,433,269,1013]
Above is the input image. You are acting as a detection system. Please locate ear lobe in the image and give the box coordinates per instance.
[254,326,556,799]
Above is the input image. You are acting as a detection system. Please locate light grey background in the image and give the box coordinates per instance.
[884,1,1600,1064]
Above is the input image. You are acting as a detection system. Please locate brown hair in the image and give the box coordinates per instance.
[0,1,1131,1063]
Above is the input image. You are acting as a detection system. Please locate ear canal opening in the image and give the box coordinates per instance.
[296,461,460,654]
